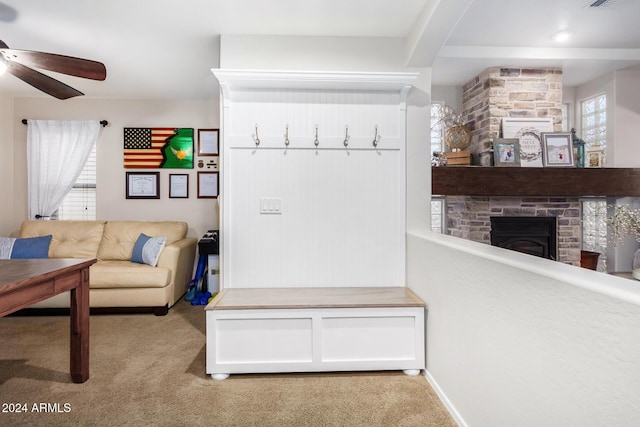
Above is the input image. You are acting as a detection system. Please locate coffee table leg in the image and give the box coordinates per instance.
[70,268,90,383]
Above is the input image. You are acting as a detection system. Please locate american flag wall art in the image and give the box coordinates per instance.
[123,128,194,169]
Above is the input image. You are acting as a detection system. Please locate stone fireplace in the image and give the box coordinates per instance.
[462,67,563,166]
[446,196,580,266]
[439,67,580,265]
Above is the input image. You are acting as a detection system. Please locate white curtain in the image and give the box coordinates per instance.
[27,120,101,220]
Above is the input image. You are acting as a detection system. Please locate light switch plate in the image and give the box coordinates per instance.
[260,198,282,214]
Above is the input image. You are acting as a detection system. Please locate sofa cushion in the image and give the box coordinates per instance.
[10,235,52,259]
[131,233,166,267]
[97,221,187,261]
[1,235,52,259]
[19,220,106,258]
[90,260,171,288]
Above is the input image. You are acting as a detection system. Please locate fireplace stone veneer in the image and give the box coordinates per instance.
[446,196,580,266]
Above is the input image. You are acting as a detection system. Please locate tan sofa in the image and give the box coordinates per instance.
[19,220,197,315]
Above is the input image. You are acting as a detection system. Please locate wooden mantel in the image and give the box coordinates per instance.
[432,166,640,197]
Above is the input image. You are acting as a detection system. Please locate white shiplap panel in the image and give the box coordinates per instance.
[227,147,403,288]
[217,72,412,289]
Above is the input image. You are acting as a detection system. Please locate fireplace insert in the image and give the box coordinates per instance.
[490,216,557,260]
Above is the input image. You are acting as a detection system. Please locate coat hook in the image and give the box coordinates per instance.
[344,125,350,147]
[314,125,319,147]
[372,125,381,148]
[254,124,260,146]
[284,124,290,146]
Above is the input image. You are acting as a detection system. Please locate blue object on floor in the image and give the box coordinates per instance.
[185,254,208,302]
[185,280,197,302]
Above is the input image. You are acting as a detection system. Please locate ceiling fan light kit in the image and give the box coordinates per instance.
[0,40,106,99]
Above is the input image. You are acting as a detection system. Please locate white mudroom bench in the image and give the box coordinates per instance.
[205,286,426,380]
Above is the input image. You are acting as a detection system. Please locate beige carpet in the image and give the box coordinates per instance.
[0,299,456,426]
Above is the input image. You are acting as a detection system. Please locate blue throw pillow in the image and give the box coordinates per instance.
[10,235,52,259]
[131,233,166,267]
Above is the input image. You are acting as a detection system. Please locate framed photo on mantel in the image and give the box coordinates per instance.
[541,132,575,167]
[493,138,520,167]
[502,118,554,167]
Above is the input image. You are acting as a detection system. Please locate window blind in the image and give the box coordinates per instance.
[56,145,96,220]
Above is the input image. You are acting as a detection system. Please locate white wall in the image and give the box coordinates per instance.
[431,85,462,111]
[9,97,220,239]
[406,71,432,231]
[0,94,14,236]
[220,35,408,72]
[612,69,640,168]
[407,230,640,427]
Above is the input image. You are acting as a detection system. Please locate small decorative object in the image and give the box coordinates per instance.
[502,118,554,167]
[610,205,640,240]
[587,141,605,168]
[431,151,448,167]
[432,105,471,166]
[126,172,160,199]
[493,138,520,167]
[444,125,472,165]
[541,132,575,167]
[571,128,585,168]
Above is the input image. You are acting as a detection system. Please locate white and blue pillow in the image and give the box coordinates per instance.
[0,235,52,259]
[131,233,166,267]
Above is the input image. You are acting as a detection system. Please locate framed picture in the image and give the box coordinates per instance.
[502,118,554,167]
[126,172,160,199]
[541,132,575,167]
[198,129,219,156]
[493,138,520,167]
[169,174,189,198]
[124,127,194,169]
[586,142,605,168]
[197,171,218,198]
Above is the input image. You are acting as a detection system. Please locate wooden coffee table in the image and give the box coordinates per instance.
[0,258,96,383]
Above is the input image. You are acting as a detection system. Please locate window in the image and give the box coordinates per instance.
[430,104,447,233]
[581,198,607,271]
[431,197,445,233]
[430,103,446,154]
[581,94,606,163]
[561,103,569,132]
[55,145,96,220]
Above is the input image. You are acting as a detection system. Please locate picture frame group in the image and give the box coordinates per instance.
[493,132,575,168]
[126,171,219,199]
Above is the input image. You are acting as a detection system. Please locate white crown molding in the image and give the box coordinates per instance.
[212,69,419,104]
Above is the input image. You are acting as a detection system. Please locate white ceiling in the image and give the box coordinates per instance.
[0,0,639,99]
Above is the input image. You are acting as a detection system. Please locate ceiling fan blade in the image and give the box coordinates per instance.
[1,49,106,81]
[5,60,84,99]
[0,3,17,23]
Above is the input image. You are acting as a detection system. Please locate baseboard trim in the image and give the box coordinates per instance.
[424,369,467,427]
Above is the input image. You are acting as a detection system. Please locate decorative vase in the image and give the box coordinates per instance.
[632,249,640,280]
